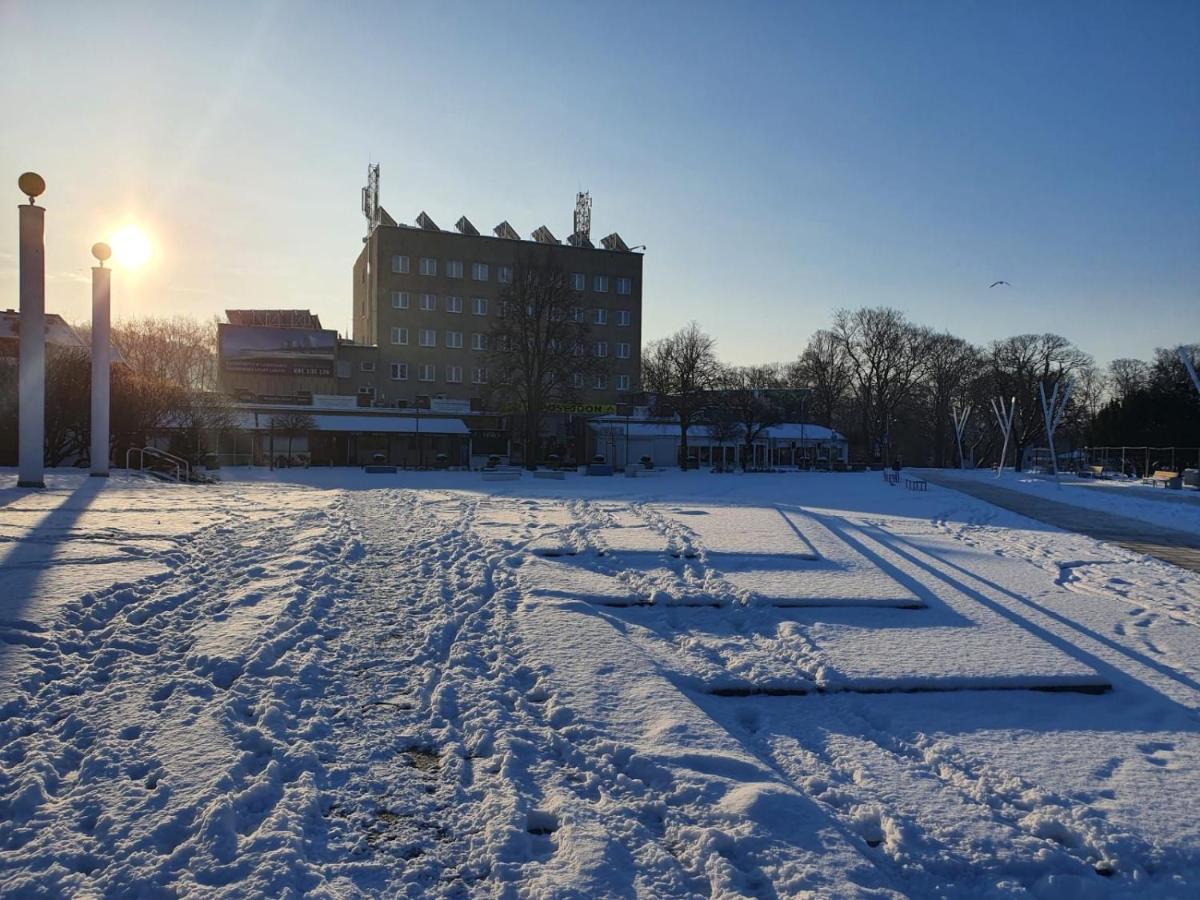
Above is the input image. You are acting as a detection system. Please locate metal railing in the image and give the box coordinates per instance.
[126,446,191,483]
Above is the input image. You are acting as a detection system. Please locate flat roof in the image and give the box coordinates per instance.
[237,412,469,435]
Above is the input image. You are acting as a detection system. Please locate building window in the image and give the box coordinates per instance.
[420,293,437,311]
[573,373,585,388]
[616,374,630,391]
[359,385,375,398]
[418,364,435,382]
[471,333,488,351]
[446,365,463,383]
[446,295,463,313]
[337,360,351,379]
[391,362,408,380]
[472,297,488,316]
[419,329,436,347]
[391,291,409,310]
[571,272,585,291]
[447,260,464,279]
[497,265,512,284]
[472,262,489,281]
[420,257,437,276]
[572,306,584,323]
[594,341,608,358]
[593,274,608,293]
[391,327,409,345]
[593,308,607,326]
[446,331,463,349]
[594,374,608,390]
[616,342,630,359]
[616,277,632,295]
[360,360,376,372]
[617,310,631,327]
[391,255,409,274]
[472,367,488,384]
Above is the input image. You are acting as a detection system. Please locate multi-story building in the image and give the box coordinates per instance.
[352,207,643,412]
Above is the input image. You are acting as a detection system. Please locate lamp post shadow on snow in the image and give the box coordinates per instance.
[861,522,1200,716]
[0,475,107,670]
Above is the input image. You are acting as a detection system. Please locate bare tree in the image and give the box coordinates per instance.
[1107,358,1149,402]
[832,307,932,465]
[271,412,317,466]
[485,257,604,469]
[642,322,721,470]
[921,333,980,467]
[79,315,219,391]
[717,364,785,470]
[700,399,741,472]
[170,391,239,468]
[787,329,852,430]
[986,333,1092,471]
[44,347,91,466]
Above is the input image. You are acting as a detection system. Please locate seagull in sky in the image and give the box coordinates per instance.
[989,280,1011,288]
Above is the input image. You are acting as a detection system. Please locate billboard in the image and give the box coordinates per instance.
[219,324,337,378]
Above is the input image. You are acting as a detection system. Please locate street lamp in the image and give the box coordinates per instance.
[16,172,47,488]
[90,241,112,476]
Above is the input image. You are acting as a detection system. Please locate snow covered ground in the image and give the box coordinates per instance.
[930,468,1200,534]
[1,466,1198,897]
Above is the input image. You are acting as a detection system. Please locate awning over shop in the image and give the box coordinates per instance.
[238,412,470,435]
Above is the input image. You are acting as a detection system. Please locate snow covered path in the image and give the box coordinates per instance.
[926,471,1200,574]
[1,469,1198,897]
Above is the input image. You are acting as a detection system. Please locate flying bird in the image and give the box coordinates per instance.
[989,280,1011,288]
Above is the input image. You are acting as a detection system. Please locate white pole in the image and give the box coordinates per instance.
[1179,347,1200,398]
[90,243,113,476]
[992,396,1015,479]
[1039,382,1059,486]
[952,404,971,470]
[17,173,47,488]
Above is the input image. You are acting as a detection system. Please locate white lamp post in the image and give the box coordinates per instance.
[17,172,46,488]
[90,242,113,476]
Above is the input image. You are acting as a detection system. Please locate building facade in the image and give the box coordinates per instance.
[352,214,643,411]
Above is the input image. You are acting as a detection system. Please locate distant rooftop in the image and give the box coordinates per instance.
[0,311,86,348]
[225,310,324,329]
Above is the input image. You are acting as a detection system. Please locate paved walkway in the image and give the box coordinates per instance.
[925,475,1200,574]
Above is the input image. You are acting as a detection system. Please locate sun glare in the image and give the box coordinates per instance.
[110,225,152,269]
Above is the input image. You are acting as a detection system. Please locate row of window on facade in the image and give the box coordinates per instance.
[383,327,631,358]
[390,256,633,295]
[375,362,630,391]
[390,292,633,325]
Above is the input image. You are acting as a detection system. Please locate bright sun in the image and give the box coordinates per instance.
[110,225,152,269]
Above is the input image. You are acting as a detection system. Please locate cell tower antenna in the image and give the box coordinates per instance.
[361,163,380,238]
[568,191,593,247]
[574,191,591,241]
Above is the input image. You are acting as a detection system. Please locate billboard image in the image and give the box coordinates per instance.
[219,324,337,377]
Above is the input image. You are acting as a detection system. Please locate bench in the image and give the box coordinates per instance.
[883,471,900,485]
[482,470,522,482]
[904,477,927,492]
[363,465,397,474]
[532,470,565,480]
[1142,470,1182,490]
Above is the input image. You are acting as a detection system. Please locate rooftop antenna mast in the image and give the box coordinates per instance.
[569,191,593,247]
[574,191,591,241]
[361,162,380,240]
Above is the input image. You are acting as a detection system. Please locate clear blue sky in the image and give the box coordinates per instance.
[2,0,1197,367]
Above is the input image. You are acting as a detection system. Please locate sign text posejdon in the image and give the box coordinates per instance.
[544,402,618,415]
